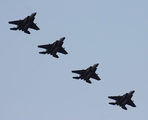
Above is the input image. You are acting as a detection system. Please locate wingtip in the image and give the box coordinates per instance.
[8,21,12,24]
[38,45,43,48]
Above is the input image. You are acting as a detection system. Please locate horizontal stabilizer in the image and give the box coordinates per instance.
[39,51,47,54]
[86,79,92,84]
[10,28,18,30]
[109,102,116,105]
[24,30,30,34]
[122,106,127,110]
[73,77,80,79]
[53,54,59,58]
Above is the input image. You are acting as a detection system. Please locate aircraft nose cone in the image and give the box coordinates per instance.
[92,63,99,68]
[130,90,135,94]
[62,37,65,40]
[132,90,135,93]
[32,12,37,16]
[60,37,65,41]
[95,63,99,67]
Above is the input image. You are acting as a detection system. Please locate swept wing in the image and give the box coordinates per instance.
[108,96,122,101]
[72,69,86,75]
[91,73,101,80]
[29,23,40,30]
[58,47,68,54]
[8,20,23,25]
[38,44,51,49]
[127,100,136,107]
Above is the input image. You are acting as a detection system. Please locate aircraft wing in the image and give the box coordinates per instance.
[29,23,40,30]
[108,96,122,101]
[72,69,86,75]
[91,73,101,80]
[127,100,136,107]
[8,20,23,25]
[38,44,51,49]
[58,47,68,54]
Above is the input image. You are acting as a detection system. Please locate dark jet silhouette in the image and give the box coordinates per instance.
[72,63,101,84]
[8,12,40,34]
[38,37,68,58]
[108,90,136,110]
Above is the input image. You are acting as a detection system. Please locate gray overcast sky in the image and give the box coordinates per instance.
[1,0,148,120]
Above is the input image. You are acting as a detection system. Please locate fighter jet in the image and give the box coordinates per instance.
[108,90,136,110]
[72,63,101,84]
[38,37,68,58]
[8,12,40,34]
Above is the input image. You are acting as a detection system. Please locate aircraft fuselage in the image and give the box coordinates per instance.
[18,12,36,31]
[46,37,65,55]
[116,90,135,106]
[80,63,98,80]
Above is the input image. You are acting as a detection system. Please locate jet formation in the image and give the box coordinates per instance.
[8,12,136,110]
[108,90,136,110]
[72,63,101,84]
[8,12,40,34]
[38,37,68,58]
